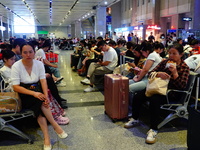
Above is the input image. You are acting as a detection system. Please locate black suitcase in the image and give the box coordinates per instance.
[187,75,200,150]
[187,105,200,150]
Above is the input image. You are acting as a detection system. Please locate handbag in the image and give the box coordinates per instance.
[0,92,22,113]
[145,72,169,97]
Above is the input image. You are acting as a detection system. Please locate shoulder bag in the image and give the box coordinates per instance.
[145,72,169,97]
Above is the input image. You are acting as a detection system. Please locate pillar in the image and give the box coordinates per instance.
[95,6,106,38]
[71,23,75,38]
[0,16,4,41]
[67,25,71,38]
[75,21,82,39]
[192,0,200,29]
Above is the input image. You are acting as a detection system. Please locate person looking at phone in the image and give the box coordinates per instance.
[81,40,118,92]
[128,41,162,116]
[126,44,146,79]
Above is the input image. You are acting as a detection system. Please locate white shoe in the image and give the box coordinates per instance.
[124,118,139,128]
[84,86,95,92]
[56,81,66,87]
[145,129,158,144]
[44,145,52,150]
[81,78,90,85]
[56,131,68,139]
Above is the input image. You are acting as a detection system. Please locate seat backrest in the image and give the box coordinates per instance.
[184,72,197,92]
[181,72,197,104]
[167,72,197,105]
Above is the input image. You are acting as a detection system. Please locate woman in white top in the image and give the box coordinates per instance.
[128,41,162,115]
[0,50,16,91]
[0,49,69,125]
[11,43,67,150]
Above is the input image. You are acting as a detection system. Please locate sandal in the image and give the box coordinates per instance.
[55,116,70,125]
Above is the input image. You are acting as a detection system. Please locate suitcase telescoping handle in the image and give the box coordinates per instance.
[119,54,125,75]
[195,75,200,109]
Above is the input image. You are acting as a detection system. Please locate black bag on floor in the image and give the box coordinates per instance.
[187,105,200,150]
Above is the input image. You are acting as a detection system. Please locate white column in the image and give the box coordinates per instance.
[7,20,10,39]
[95,6,106,38]
[71,23,75,38]
[0,16,4,41]
[75,21,82,39]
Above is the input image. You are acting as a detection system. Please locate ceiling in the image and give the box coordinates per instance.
[0,0,118,27]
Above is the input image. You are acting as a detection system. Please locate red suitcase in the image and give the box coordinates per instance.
[104,74,129,122]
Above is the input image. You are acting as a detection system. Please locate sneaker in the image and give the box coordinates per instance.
[84,86,95,92]
[57,81,66,87]
[145,129,158,144]
[124,118,139,128]
[81,78,90,85]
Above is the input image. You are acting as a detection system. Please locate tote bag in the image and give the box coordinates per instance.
[145,72,169,97]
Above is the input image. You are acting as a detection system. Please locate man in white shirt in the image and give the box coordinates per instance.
[112,32,118,43]
[82,40,118,92]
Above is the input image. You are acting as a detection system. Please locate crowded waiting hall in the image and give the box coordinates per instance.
[0,0,200,150]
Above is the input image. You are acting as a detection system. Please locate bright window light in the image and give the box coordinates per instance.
[14,25,35,33]
[14,17,35,33]
[0,26,6,31]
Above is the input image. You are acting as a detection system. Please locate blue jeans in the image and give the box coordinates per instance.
[128,76,148,113]
[49,66,61,78]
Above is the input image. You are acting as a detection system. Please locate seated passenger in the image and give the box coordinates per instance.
[184,54,200,72]
[0,50,16,91]
[108,40,120,66]
[117,39,127,52]
[125,42,135,58]
[28,41,68,109]
[126,44,146,79]
[11,38,26,61]
[81,40,118,92]
[35,39,65,86]
[78,41,95,76]
[1,47,69,125]
[71,40,87,71]
[128,41,162,115]
[124,43,190,144]
[11,43,68,149]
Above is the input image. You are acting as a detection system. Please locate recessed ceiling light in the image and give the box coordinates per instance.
[105,1,107,5]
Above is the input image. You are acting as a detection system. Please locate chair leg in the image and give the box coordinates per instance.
[157,113,179,129]
[1,123,33,143]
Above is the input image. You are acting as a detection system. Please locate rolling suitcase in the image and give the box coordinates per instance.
[104,74,129,122]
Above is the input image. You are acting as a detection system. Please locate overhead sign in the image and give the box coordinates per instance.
[182,17,192,21]
[38,30,48,34]
[147,25,161,30]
